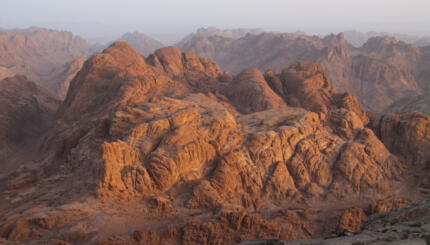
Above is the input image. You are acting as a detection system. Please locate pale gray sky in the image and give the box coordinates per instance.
[1,0,429,44]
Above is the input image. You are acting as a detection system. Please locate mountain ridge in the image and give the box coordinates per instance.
[177,31,430,112]
[0,27,93,97]
[0,42,428,244]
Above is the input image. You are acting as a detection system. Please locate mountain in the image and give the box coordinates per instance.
[0,42,428,244]
[344,30,430,48]
[0,75,60,178]
[177,32,430,112]
[178,27,266,45]
[117,32,164,56]
[0,27,92,97]
[43,57,87,99]
[194,27,266,39]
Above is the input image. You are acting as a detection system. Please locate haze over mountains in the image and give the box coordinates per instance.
[178,27,267,44]
[1,25,430,115]
[344,30,430,48]
[0,27,92,97]
[117,32,164,56]
[2,26,430,113]
[0,24,429,244]
[0,27,165,98]
[178,29,430,113]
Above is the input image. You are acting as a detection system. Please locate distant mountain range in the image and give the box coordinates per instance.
[0,28,165,98]
[0,27,92,98]
[0,26,429,115]
[117,32,164,56]
[178,27,267,44]
[177,30,430,113]
[344,30,430,47]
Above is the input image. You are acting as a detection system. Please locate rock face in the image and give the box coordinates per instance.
[369,111,430,194]
[222,68,287,113]
[0,42,428,245]
[243,196,430,245]
[178,31,430,112]
[386,92,430,115]
[335,197,410,233]
[370,111,430,167]
[46,57,87,100]
[0,75,60,177]
[336,207,368,232]
[0,27,92,97]
[117,32,164,56]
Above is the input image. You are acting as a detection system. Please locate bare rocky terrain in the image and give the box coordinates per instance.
[178,31,430,113]
[0,42,428,244]
[386,92,430,115]
[241,196,430,245]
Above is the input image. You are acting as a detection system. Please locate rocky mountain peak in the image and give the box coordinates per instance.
[59,41,149,121]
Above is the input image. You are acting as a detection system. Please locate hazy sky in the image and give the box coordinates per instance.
[1,0,429,44]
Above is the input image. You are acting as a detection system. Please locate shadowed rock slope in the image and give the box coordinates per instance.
[0,75,60,178]
[386,92,430,115]
[0,42,429,245]
[46,57,87,100]
[178,32,430,113]
[241,196,430,245]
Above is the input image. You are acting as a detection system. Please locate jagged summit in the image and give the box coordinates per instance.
[322,32,349,45]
